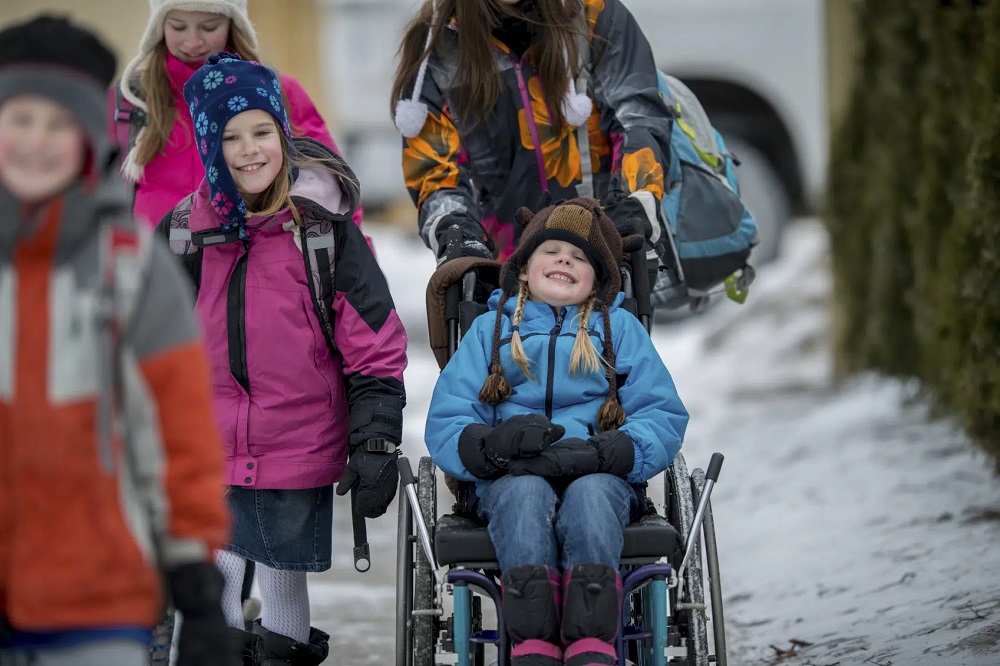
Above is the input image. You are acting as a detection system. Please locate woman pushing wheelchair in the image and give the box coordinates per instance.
[425,198,688,665]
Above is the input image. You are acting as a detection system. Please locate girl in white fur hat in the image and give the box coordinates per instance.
[112,0,363,233]
[390,0,672,272]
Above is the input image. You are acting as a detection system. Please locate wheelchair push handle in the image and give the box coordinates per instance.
[706,452,724,483]
[397,456,417,487]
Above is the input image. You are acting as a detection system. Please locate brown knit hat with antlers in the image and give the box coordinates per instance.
[479,197,644,432]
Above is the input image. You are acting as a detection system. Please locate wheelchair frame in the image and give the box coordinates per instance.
[397,250,728,666]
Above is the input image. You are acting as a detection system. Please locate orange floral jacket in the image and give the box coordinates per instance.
[402,0,670,260]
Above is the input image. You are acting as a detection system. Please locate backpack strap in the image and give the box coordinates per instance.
[96,222,151,473]
[160,196,203,296]
[299,219,339,359]
[112,77,147,162]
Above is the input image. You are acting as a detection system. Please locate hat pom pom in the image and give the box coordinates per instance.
[395,99,429,138]
[561,91,592,127]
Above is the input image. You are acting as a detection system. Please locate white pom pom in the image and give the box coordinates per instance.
[395,99,430,138]
[561,91,593,127]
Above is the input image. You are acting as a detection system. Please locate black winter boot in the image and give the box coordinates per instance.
[561,563,621,666]
[501,564,563,666]
[231,627,265,666]
[251,620,330,665]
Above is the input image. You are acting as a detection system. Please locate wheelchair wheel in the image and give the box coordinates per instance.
[666,453,710,665]
[412,457,439,666]
[395,479,414,666]
[692,468,727,666]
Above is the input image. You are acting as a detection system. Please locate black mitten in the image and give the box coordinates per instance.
[590,429,635,478]
[168,562,236,666]
[485,414,566,465]
[458,424,506,480]
[601,188,653,239]
[507,438,599,478]
[335,447,400,518]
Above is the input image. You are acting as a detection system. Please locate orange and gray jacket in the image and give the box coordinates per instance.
[0,177,229,631]
[402,0,671,260]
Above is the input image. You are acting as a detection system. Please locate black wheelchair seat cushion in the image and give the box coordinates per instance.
[434,512,682,570]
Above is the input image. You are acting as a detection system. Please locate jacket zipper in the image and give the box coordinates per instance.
[227,239,251,393]
[544,306,566,418]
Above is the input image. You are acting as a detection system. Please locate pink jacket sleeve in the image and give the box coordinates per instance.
[281,73,364,230]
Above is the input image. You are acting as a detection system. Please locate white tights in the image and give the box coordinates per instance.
[215,550,311,644]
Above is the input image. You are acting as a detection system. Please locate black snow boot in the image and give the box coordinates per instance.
[501,564,563,666]
[231,626,265,666]
[251,620,330,665]
[561,563,621,666]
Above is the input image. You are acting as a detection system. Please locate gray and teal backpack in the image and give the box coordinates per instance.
[653,72,759,309]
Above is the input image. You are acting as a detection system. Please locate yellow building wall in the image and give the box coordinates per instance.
[0,0,333,128]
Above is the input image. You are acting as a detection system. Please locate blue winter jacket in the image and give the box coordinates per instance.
[425,289,689,496]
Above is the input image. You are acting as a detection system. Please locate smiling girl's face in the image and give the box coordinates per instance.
[521,239,597,308]
[221,109,284,204]
[163,10,230,64]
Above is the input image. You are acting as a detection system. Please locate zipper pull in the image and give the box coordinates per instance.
[554,307,566,330]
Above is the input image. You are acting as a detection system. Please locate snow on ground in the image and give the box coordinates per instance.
[311,219,1000,665]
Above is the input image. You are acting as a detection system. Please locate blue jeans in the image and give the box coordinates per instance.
[477,474,637,571]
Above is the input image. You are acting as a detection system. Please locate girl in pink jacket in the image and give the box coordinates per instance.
[157,52,407,663]
[111,0,364,231]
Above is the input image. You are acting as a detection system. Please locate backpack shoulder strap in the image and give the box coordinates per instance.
[161,194,203,296]
[112,76,147,160]
[299,217,338,358]
[96,221,151,471]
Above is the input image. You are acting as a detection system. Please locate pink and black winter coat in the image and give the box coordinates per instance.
[157,138,407,490]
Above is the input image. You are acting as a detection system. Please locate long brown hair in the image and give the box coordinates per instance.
[131,23,293,168]
[391,0,584,129]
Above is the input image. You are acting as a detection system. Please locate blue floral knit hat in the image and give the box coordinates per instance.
[183,51,293,240]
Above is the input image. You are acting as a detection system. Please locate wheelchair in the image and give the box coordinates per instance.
[395,245,728,666]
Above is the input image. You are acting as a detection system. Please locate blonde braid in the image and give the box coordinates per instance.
[569,295,602,375]
[509,280,534,380]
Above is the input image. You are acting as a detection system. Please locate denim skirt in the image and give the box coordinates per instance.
[227,485,333,572]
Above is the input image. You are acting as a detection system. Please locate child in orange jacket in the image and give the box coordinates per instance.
[0,15,230,666]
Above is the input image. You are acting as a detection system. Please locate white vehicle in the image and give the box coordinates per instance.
[320,0,827,263]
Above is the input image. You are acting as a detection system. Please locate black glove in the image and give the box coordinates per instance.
[168,562,236,666]
[486,415,565,465]
[436,223,494,266]
[601,188,653,239]
[335,447,400,518]
[589,429,636,478]
[508,430,635,480]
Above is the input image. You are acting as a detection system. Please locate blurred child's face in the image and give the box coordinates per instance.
[164,10,230,63]
[222,110,284,201]
[0,95,87,203]
[521,239,597,308]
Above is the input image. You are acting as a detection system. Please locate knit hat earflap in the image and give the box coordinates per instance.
[479,197,643,431]
[183,51,293,241]
[394,0,592,138]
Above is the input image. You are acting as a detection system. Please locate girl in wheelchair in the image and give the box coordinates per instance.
[425,197,688,666]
